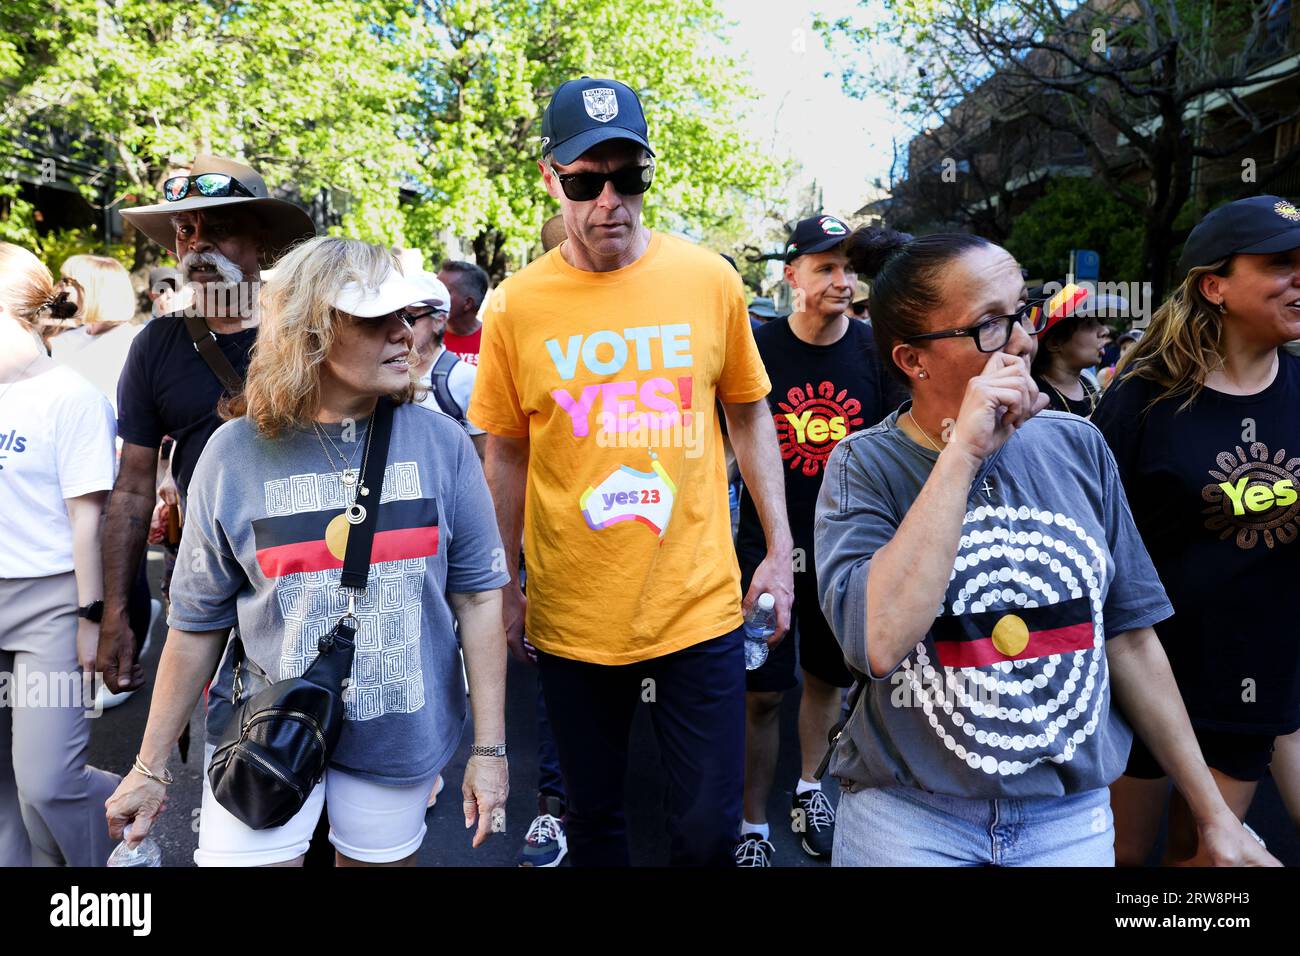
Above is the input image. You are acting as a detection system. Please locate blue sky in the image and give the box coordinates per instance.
[718,0,912,215]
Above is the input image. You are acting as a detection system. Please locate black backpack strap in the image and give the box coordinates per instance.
[340,398,396,590]
[429,348,465,425]
[180,311,244,394]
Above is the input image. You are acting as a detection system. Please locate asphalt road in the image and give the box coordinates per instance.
[86,546,1298,867]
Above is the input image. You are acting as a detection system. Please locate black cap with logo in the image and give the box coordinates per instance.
[783,214,851,263]
[1177,195,1300,276]
[541,77,654,165]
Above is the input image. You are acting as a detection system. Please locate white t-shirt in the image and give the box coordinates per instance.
[416,346,485,436]
[0,364,117,578]
[53,323,143,414]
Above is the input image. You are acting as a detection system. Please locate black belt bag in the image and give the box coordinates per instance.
[207,399,395,830]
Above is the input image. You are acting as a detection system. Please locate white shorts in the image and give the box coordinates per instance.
[194,743,435,867]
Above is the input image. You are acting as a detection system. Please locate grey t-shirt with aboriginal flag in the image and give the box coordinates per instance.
[814,407,1173,798]
[169,402,508,786]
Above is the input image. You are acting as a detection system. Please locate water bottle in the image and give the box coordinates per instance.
[107,823,162,868]
[743,593,776,671]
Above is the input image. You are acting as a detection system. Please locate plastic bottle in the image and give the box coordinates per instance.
[743,593,776,671]
[107,823,162,867]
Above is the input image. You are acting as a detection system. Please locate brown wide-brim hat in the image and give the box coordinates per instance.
[120,155,316,261]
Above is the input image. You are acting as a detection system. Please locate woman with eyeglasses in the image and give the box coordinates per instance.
[104,237,511,867]
[1094,195,1300,865]
[812,226,1277,866]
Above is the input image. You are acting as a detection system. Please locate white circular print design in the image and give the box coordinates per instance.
[902,504,1110,777]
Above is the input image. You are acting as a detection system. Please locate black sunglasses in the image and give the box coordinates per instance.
[549,163,654,202]
[352,304,443,330]
[903,299,1048,353]
[164,173,257,203]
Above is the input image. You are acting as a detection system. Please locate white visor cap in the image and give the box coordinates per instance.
[332,271,446,318]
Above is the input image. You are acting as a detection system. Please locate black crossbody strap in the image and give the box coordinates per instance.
[340,398,396,590]
[181,312,244,394]
[814,672,868,780]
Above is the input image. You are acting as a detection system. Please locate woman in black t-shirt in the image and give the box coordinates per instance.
[1093,195,1300,865]
[1031,305,1106,417]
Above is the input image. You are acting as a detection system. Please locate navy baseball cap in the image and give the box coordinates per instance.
[1177,195,1300,276]
[783,214,851,263]
[541,77,654,166]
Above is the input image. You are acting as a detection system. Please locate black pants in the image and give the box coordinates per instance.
[536,628,745,866]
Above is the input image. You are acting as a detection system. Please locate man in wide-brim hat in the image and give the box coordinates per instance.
[121,154,315,268]
[98,156,315,702]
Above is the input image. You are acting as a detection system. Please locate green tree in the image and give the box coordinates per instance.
[822,0,1300,301]
[3,0,779,283]
[2,0,427,270]
[1004,176,1143,283]
[407,0,780,280]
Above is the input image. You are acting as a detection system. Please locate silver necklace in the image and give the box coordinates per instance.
[313,418,375,525]
[906,411,945,453]
[314,422,366,488]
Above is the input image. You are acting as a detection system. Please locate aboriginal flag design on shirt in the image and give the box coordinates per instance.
[252,497,440,578]
[930,597,1094,668]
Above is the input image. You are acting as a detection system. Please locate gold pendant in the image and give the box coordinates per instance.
[325,513,351,560]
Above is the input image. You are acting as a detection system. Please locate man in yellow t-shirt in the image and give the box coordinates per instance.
[471,77,794,867]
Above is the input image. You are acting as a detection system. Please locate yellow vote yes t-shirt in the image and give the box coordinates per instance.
[470,232,770,664]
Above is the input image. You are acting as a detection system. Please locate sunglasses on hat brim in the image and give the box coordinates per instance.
[548,163,654,202]
[164,173,257,203]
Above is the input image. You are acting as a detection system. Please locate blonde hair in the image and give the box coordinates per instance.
[0,241,80,333]
[229,236,415,438]
[1114,259,1230,412]
[60,254,136,326]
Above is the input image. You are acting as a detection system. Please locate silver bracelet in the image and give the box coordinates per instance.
[132,755,175,785]
[469,744,507,758]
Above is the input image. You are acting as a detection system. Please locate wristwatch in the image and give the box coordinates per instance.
[77,600,104,623]
[469,743,507,758]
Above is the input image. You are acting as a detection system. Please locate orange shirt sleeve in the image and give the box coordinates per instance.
[716,268,771,405]
[467,289,529,438]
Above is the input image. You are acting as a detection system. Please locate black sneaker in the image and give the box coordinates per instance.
[734,833,775,867]
[791,788,835,860]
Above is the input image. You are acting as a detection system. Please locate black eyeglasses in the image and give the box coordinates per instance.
[164,173,257,203]
[903,300,1048,353]
[549,163,654,202]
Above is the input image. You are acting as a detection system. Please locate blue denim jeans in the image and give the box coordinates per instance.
[833,784,1114,866]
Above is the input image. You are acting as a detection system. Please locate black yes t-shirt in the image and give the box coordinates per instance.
[116,313,257,500]
[1093,352,1300,733]
[736,317,902,571]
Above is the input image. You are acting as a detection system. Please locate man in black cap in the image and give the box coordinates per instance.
[733,214,904,866]
[472,77,794,866]
[97,156,315,693]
